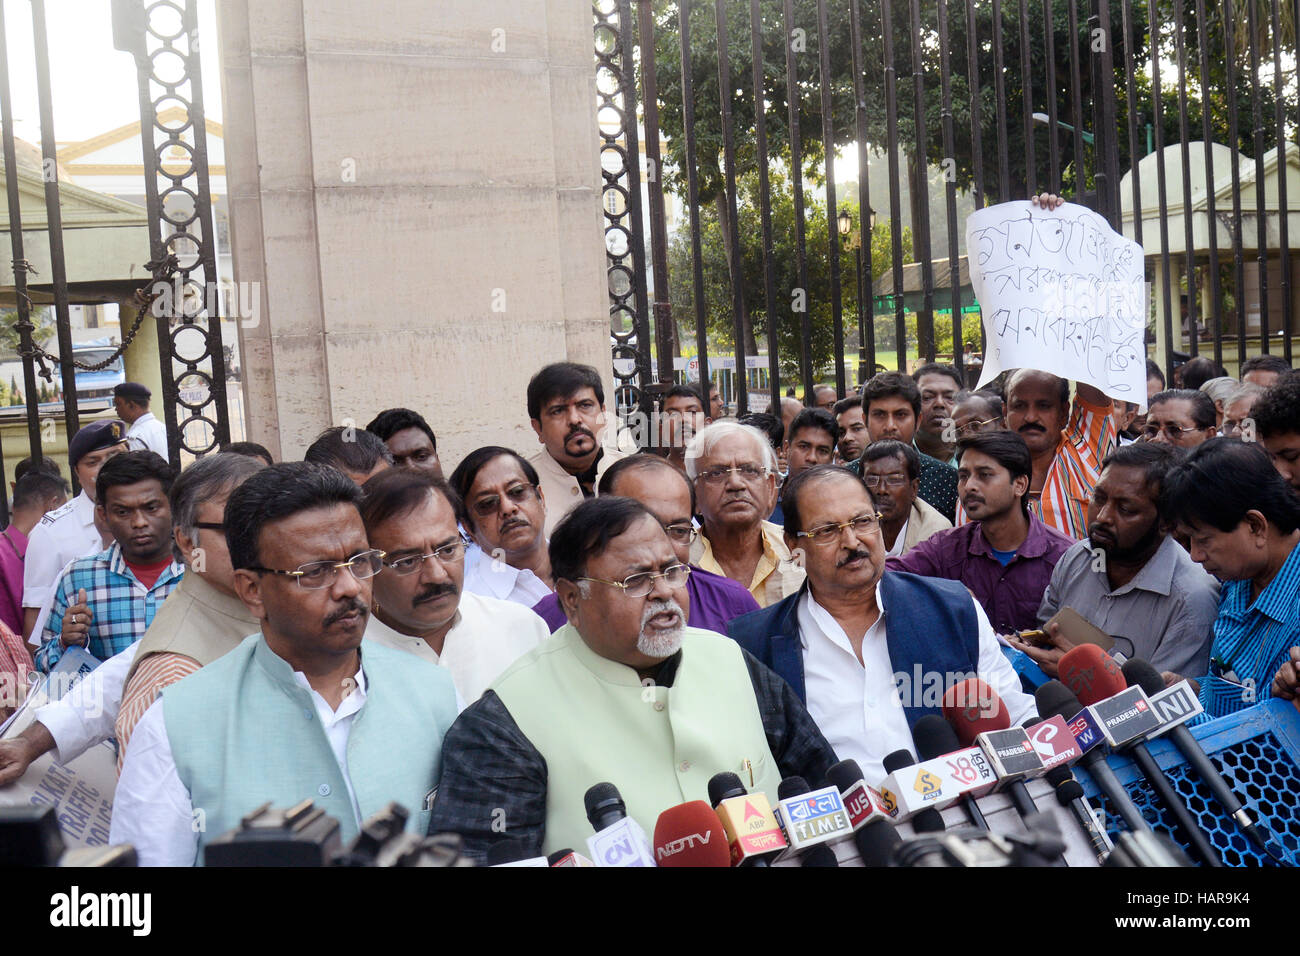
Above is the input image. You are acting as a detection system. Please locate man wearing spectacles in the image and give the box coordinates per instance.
[727,465,1035,783]
[112,462,460,865]
[429,495,836,862]
[1142,389,1217,449]
[360,468,546,703]
[450,447,553,609]
[684,421,805,608]
[860,440,950,557]
[531,455,759,635]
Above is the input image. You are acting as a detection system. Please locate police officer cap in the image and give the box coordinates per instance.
[113,382,151,402]
[69,419,128,470]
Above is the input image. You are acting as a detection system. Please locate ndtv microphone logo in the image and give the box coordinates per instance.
[656,830,713,861]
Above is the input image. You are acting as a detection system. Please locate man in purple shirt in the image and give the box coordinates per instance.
[0,467,70,636]
[532,454,758,634]
[887,430,1072,634]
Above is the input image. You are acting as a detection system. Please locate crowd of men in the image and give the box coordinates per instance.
[0,345,1297,866]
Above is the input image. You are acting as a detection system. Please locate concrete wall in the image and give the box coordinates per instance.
[216,1,611,466]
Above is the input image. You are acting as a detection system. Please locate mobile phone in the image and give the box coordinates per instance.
[1045,607,1115,653]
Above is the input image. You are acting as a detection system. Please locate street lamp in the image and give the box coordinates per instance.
[1032,111,1095,145]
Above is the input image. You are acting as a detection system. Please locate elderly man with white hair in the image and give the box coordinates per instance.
[685,421,805,607]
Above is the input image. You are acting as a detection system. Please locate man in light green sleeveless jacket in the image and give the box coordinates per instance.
[112,463,459,865]
[428,496,837,863]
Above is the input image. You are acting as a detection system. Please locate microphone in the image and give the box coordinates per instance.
[652,801,731,867]
[1042,763,1114,863]
[773,776,845,866]
[1121,658,1270,854]
[942,678,1045,821]
[1062,646,1222,867]
[1035,680,1153,835]
[708,771,787,866]
[824,759,902,866]
[1123,658,1263,853]
[883,749,945,833]
[912,714,989,831]
[582,782,656,868]
[547,848,596,867]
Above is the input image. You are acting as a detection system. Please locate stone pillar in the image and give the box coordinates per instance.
[216,1,610,465]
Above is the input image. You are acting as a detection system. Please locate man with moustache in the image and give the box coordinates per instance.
[531,454,759,634]
[526,363,626,536]
[912,363,963,464]
[428,496,836,862]
[451,447,553,608]
[1141,389,1218,449]
[112,463,460,865]
[686,421,805,607]
[359,468,546,703]
[860,440,950,556]
[991,368,1115,540]
[1007,443,1219,679]
[727,465,1035,782]
[889,431,1073,634]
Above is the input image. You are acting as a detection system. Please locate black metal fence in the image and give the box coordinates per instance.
[0,0,229,512]
[597,0,1300,421]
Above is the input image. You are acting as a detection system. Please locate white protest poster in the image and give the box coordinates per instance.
[966,201,1147,406]
[0,647,118,851]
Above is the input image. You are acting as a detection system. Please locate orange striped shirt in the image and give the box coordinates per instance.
[955,396,1115,540]
[114,651,201,772]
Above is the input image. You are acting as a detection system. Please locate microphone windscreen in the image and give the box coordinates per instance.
[546,848,573,866]
[708,771,747,807]
[653,801,731,867]
[912,713,963,760]
[486,839,534,866]
[942,677,1010,744]
[912,808,946,833]
[941,677,1010,744]
[801,844,840,867]
[856,819,902,866]
[1121,658,1166,697]
[777,776,811,800]
[1035,680,1083,721]
[825,759,865,793]
[1059,644,1126,705]
[583,782,624,829]
[883,749,915,774]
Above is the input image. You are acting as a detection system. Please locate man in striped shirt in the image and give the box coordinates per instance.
[1161,439,1300,720]
[991,370,1116,541]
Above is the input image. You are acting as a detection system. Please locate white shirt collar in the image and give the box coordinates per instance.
[289,661,367,720]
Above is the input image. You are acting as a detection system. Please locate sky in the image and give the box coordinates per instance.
[1,0,222,146]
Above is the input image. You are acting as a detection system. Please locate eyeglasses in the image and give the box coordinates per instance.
[694,464,771,485]
[577,563,691,597]
[662,523,698,544]
[471,483,538,518]
[955,418,998,437]
[249,549,386,589]
[383,538,467,575]
[863,475,910,490]
[795,512,883,545]
[1141,423,1197,441]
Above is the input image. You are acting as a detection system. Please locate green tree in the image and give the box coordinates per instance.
[0,308,55,358]
[668,167,912,381]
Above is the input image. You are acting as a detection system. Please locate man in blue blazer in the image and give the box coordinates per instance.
[727,464,1035,784]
